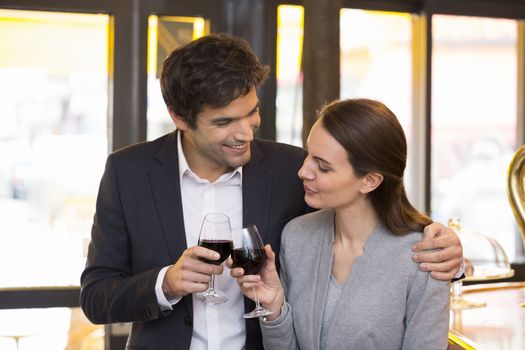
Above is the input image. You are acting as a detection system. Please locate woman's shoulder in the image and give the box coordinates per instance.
[282,209,333,241]
[285,209,332,230]
[391,229,423,246]
[374,226,424,263]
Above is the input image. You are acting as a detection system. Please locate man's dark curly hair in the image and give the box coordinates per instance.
[160,33,270,129]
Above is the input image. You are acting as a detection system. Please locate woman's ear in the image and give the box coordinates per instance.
[360,172,384,194]
[168,107,189,131]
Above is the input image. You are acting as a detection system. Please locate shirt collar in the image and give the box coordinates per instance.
[177,131,242,184]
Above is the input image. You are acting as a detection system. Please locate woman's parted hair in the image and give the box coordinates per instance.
[160,33,269,128]
[319,98,432,235]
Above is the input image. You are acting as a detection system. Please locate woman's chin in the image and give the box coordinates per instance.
[305,197,324,210]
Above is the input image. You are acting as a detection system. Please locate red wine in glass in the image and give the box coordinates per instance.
[231,248,266,275]
[231,225,274,318]
[197,213,232,305]
[199,240,233,265]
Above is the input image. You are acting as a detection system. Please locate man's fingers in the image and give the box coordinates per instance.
[429,270,457,281]
[418,258,461,274]
[182,280,211,294]
[187,246,221,261]
[179,270,215,284]
[412,234,455,252]
[180,247,224,275]
[413,247,447,263]
[181,258,223,275]
[414,234,448,251]
[412,239,435,252]
[413,245,462,263]
[422,222,445,239]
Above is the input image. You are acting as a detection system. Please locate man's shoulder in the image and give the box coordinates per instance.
[109,133,173,162]
[252,138,305,162]
[248,139,306,178]
[253,138,304,153]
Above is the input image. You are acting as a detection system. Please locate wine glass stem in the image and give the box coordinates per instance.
[209,274,216,292]
[253,287,262,310]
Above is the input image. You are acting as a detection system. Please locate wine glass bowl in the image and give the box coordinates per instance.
[231,224,273,318]
[198,213,232,305]
[199,239,233,265]
[231,247,266,275]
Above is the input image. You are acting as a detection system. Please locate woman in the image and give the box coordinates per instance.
[230,99,450,349]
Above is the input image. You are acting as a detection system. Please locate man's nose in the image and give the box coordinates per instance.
[235,119,255,141]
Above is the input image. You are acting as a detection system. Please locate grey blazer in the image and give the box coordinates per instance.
[261,209,450,350]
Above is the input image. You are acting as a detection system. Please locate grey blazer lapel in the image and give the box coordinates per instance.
[242,140,272,240]
[312,212,335,347]
[148,131,192,314]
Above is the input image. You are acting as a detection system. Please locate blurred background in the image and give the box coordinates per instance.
[0,0,524,349]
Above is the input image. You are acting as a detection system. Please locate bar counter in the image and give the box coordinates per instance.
[449,282,525,350]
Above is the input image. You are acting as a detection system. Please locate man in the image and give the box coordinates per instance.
[80,33,462,349]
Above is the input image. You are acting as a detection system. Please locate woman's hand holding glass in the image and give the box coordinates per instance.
[228,243,285,321]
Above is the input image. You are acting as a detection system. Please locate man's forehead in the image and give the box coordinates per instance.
[198,99,259,121]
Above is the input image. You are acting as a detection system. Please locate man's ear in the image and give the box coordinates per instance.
[360,172,384,194]
[168,108,189,131]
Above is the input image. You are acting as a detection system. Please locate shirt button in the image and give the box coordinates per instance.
[184,316,192,327]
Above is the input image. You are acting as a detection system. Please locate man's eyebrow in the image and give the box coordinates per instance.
[247,102,259,115]
[212,116,234,124]
[236,102,259,118]
[211,102,259,123]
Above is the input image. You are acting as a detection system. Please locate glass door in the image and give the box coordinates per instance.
[0,8,109,349]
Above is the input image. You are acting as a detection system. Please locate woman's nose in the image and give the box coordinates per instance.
[298,159,314,180]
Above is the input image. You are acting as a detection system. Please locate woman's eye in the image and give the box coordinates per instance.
[318,166,330,173]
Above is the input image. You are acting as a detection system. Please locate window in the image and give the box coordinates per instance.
[147,15,209,140]
[0,9,108,348]
[275,4,523,261]
[0,9,109,288]
[276,4,304,147]
[340,9,414,199]
[431,15,518,260]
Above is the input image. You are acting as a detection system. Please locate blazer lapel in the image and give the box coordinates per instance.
[312,211,335,348]
[148,131,193,315]
[242,140,273,240]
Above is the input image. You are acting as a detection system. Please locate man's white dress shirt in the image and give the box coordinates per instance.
[155,132,245,350]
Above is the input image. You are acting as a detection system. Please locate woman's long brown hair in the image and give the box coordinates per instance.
[320,98,432,235]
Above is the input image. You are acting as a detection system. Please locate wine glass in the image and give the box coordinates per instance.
[231,224,274,318]
[198,212,233,305]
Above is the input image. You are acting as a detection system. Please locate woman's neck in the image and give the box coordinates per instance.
[333,199,379,254]
[330,199,379,284]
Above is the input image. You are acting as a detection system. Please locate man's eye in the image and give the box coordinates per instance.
[214,120,232,126]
